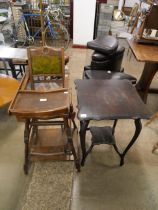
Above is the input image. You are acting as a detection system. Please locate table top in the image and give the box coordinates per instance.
[75,79,151,121]
[0,74,19,107]
[0,47,27,61]
[127,38,158,63]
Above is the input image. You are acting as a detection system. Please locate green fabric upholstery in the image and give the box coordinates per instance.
[32,55,61,74]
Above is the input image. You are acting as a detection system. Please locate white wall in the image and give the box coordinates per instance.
[73,0,96,46]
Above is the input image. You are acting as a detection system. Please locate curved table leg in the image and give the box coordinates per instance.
[112,119,118,135]
[79,120,89,166]
[135,62,158,103]
[119,119,142,166]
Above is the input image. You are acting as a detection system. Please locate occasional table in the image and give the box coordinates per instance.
[0,74,19,107]
[127,38,158,103]
[75,79,151,166]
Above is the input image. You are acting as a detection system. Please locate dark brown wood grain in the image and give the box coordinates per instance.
[75,79,151,120]
[128,39,158,62]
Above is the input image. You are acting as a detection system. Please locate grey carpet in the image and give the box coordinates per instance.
[19,161,74,210]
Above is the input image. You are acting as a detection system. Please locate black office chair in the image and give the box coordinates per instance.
[83,35,137,84]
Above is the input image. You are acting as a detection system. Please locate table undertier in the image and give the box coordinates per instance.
[90,126,116,145]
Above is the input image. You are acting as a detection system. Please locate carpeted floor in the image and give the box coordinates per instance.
[17,161,74,210]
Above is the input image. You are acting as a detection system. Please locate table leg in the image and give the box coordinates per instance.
[1,58,9,75]
[119,119,142,166]
[24,119,30,175]
[8,59,17,79]
[135,62,158,103]
[112,119,118,134]
[79,120,89,166]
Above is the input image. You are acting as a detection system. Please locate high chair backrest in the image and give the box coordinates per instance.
[27,46,65,89]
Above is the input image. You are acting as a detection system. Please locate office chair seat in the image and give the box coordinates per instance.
[84,70,137,84]
[87,35,118,55]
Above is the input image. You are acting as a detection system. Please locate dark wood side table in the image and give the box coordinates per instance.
[75,79,151,166]
[127,38,158,103]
